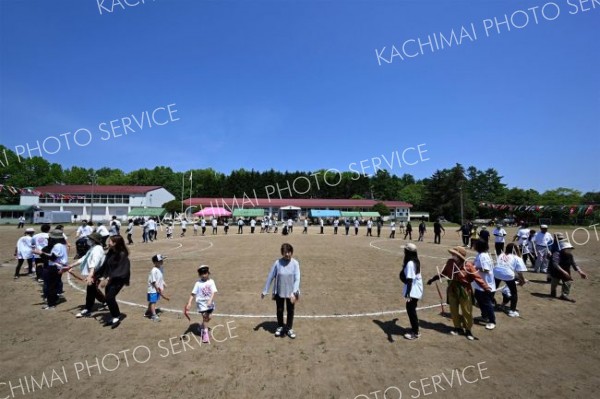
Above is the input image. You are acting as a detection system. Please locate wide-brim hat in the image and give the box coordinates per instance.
[402,243,418,252]
[448,246,467,261]
[25,228,35,233]
[88,232,103,245]
[540,224,549,229]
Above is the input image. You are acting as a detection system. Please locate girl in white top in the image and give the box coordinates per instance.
[400,243,423,340]
[186,265,218,343]
[494,243,527,317]
[473,239,496,330]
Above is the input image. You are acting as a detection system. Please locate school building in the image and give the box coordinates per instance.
[186,197,412,221]
[19,185,175,222]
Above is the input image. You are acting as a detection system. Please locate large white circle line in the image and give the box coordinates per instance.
[65,274,444,319]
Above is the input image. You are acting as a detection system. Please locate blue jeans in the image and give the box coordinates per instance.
[474,289,496,324]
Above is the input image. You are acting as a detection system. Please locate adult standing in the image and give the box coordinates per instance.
[376,219,383,238]
[493,243,527,317]
[261,243,300,339]
[417,220,426,242]
[456,223,471,247]
[400,243,423,340]
[399,220,406,235]
[427,246,491,340]
[333,219,339,235]
[492,224,507,255]
[212,218,218,235]
[67,233,107,318]
[473,240,497,330]
[319,218,324,234]
[250,218,256,234]
[533,225,553,273]
[147,218,156,241]
[98,235,131,326]
[14,228,35,279]
[237,218,244,234]
[433,219,445,244]
[17,215,26,229]
[32,224,51,282]
[96,222,110,247]
[287,218,294,234]
[180,218,188,237]
[366,218,373,237]
[126,219,134,245]
[354,219,360,236]
[404,221,413,240]
[36,229,68,309]
[389,220,396,239]
[344,219,350,235]
[223,219,229,234]
[303,218,308,234]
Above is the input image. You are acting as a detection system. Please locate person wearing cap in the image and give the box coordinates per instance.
[427,246,492,340]
[14,228,35,279]
[146,254,168,321]
[35,229,69,309]
[261,243,301,339]
[66,232,107,318]
[533,225,553,273]
[472,240,497,330]
[400,243,423,340]
[492,224,507,255]
[548,240,587,302]
[97,235,130,326]
[186,265,218,343]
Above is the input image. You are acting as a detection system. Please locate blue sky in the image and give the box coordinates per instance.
[1,0,598,193]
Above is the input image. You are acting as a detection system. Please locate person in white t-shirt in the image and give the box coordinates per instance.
[389,221,396,239]
[146,254,169,321]
[302,219,308,234]
[14,228,35,278]
[400,243,423,340]
[533,225,553,273]
[96,222,110,247]
[76,221,93,239]
[211,218,218,235]
[366,219,373,237]
[180,219,188,237]
[319,218,324,234]
[186,265,218,343]
[237,218,244,234]
[473,240,497,330]
[287,218,294,233]
[333,219,339,235]
[494,243,527,317]
[492,224,507,255]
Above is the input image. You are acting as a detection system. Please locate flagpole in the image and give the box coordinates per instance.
[189,171,193,211]
[181,173,184,215]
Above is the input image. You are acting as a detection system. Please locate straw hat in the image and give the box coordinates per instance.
[402,243,418,252]
[448,246,467,261]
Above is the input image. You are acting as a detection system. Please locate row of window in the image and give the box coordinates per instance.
[39,194,131,204]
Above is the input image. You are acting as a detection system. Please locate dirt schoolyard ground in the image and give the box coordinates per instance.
[1,223,599,399]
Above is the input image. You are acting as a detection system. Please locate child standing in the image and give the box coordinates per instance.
[166,224,173,239]
[146,254,168,321]
[186,266,218,343]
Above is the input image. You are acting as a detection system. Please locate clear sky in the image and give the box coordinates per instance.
[1,0,598,193]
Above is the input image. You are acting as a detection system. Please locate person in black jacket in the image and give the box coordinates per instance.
[99,235,131,326]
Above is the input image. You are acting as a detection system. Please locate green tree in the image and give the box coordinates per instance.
[372,202,391,216]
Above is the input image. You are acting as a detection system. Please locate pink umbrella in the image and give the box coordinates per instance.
[193,207,232,217]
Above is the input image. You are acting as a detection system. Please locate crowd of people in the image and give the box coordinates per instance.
[11,216,587,342]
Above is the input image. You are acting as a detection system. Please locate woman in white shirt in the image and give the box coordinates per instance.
[473,239,497,330]
[400,243,423,340]
[494,243,527,317]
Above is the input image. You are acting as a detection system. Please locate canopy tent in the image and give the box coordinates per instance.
[360,211,381,218]
[341,211,361,218]
[232,208,265,218]
[279,205,301,210]
[194,207,232,217]
[309,209,341,218]
[128,207,166,217]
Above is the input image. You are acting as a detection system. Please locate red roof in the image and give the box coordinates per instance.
[185,197,412,208]
[34,185,164,195]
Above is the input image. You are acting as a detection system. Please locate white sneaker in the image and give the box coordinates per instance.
[274,327,284,337]
[485,323,496,330]
[76,309,90,318]
[507,310,520,317]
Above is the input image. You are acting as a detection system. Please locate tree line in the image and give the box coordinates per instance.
[0,145,597,224]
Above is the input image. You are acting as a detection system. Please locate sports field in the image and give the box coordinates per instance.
[1,224,599,399]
